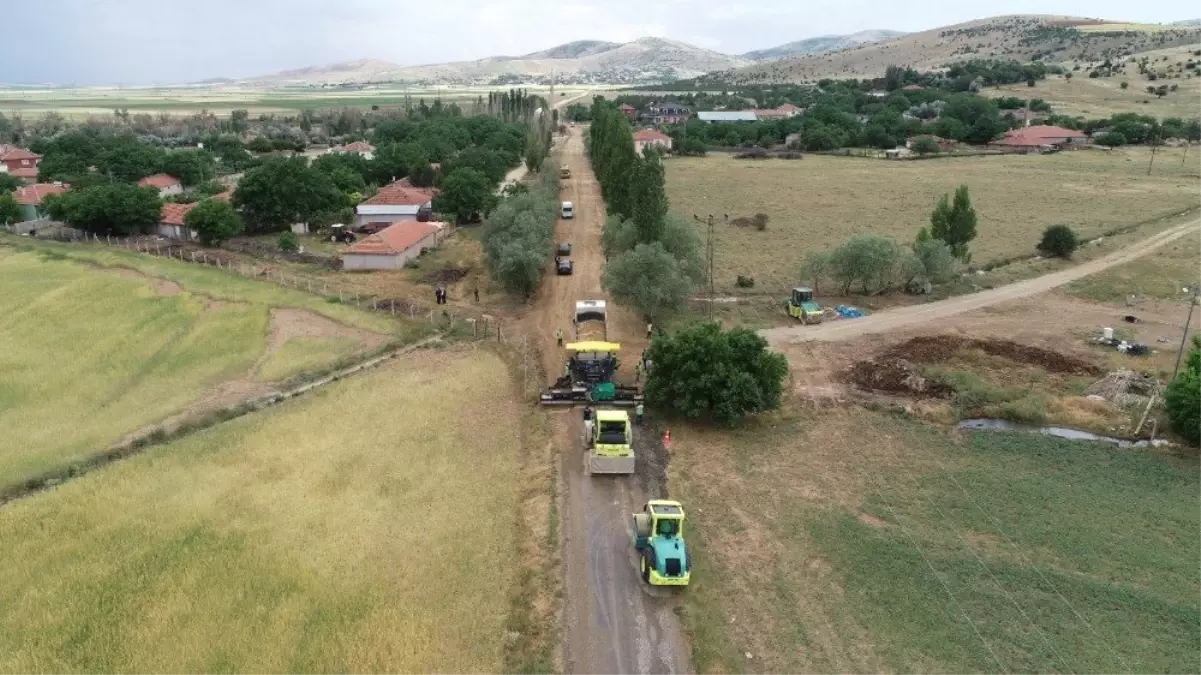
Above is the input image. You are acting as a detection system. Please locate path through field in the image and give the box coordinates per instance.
[760,219,1200,345]
[524,127,691,674]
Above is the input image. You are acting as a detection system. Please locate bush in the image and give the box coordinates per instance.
[1165,335,1200,445]
[184,199,243,246]
[912,137,942,155]
[752,213,769,231]
[735,275,755,288]
[1036,224,1078,259]
[829,235,902,294]
[1095,131,1127,146]
[277,230,299,252]
[1120,81,1130,89]
[644,322,788,426]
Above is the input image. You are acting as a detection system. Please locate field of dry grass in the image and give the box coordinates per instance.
[670,407,1200,673]
[1066,229,1201,303]
[0,349,524,672]
[666,148,1200,293]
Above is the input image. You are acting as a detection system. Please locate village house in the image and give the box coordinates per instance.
[751,103,803,119]
[137,173,183,197]
[341,220,448,270]
[327,141,375,160]
[647,102,691,125]
[353,180,436,229]
[697,111,758,123]
[156,202,198,241]
[618,104,637,120]
[11,182,68,224]
[633,129,673,155]
[0,144,41,180]
[995,125,1087,151]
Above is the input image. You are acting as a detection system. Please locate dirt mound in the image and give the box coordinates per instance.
[883,335,1101,375]
[847,359,954,398]
[423,267,470,284]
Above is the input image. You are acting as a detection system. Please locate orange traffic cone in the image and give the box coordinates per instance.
[662,428,672,449]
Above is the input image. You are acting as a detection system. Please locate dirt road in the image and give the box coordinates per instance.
[525,128,691,674]
[761,219,1200,345]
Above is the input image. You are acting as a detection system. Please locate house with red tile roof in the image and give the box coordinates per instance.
[342,220,448,270]
[995,125,1087,150]
[137,173,183,197]
[633,129,673,156]
[156,202,199,240]
[0,144,41,180]
[11,182,68,222]
[354,179,437,229]
[328,141,375,160]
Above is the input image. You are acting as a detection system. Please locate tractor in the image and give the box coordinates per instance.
[632,500,691,586]
[586,409,635,474]
[785,286,824,324]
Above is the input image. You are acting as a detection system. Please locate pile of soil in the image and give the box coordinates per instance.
[882,335,1101,375]
[423,267,470,284]
[847,359,954,398]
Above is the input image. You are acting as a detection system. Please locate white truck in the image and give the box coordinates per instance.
[561,201,574,219]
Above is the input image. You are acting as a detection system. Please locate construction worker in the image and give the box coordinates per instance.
[646,321,653,339]
[556,327,564,347]
[563,360,571,379]
[635,402,645,426]
[634,359,643,383]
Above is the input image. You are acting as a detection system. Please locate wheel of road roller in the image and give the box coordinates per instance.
[640,552,652,583]
[633,512,651,539]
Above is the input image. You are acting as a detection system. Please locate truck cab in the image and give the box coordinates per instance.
[561,201,574,219]
[632,500,691,586]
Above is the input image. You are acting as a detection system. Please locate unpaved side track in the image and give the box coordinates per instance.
[760,219,1200,345]
[525,128,691,674]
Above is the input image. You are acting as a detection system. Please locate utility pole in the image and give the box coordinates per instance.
[1147,131,1160,175]
[1173,284,1199,376]
[694,213,726,322]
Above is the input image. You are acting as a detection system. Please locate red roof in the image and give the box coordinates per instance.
[0,144,40,162]
[619,104,636,111]
[633,129,671,142]
[159,202,198,226]
[138,173,181,189]
[363,181,436,206]
[332,141,374,153]
[12,183,68,205]
[777,103,800,112]
[997,125,1087,147]
[344,220,442,256]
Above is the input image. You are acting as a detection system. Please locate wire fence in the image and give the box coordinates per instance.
[4,226,512,343]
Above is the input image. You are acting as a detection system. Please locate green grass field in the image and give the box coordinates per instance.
[0,349,523,672]
[0,241,423,487]
[666,148,1200,293]
[671,409,1200,673]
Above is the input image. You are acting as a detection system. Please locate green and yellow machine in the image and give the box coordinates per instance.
[632,500,691,586]
[785,286,824,324]
[541,301,643,407]
[587,409,635,474]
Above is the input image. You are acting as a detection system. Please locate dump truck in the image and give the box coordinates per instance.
[785,286,824,324]
[632,500,691,585]
[574,300,607,341]
[587,409,635,474]
[560,165,571,179]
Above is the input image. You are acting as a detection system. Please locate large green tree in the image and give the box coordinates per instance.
[629,150,668,245]
[433,167,497,223]
[644,322,789,426]
[0,192,19,225]
[233,157,342,234]
[160,149,216,187]
[930,184,978,262]
[45,183,161,235]
[184,198,244,246]
[601,242,694,322]
[369,142,426,185]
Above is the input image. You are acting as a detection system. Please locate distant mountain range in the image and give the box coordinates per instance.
[235,31,909,86]
[741,30,907,61]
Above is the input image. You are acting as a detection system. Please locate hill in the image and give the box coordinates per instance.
[742,30,907,61]
[704,15,1201,84]
[245,38,751,86]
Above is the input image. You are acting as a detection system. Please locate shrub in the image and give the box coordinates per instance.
[912,137,942,155]
[752,213,769,231]
[735,275,755,288]
[277,230,299,252]
[1120,81,1129,89]
[1037,224,1079,259]
[1165,335,1200,445]
[1095,131,1127,146]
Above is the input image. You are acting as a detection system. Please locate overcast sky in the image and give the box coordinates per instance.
[1,0,1196,85]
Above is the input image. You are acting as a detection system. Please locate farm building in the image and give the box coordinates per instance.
[342,220,448,270]
[619,104,637,120]
[751,104,803,119]
[11,182,68,223]
[354,180,437,229]
[328,141,375,160]
[156,202,198,241]
[0,144,41,180]
[633,129,673,155]
[995,125,1087,150]
[137,173,183,197]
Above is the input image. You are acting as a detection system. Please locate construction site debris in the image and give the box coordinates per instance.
[1086,370,1163,409]
[881,335,1102,375]
[847,359,954,398]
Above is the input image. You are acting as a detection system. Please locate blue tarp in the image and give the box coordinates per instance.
[833,305,865,318]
